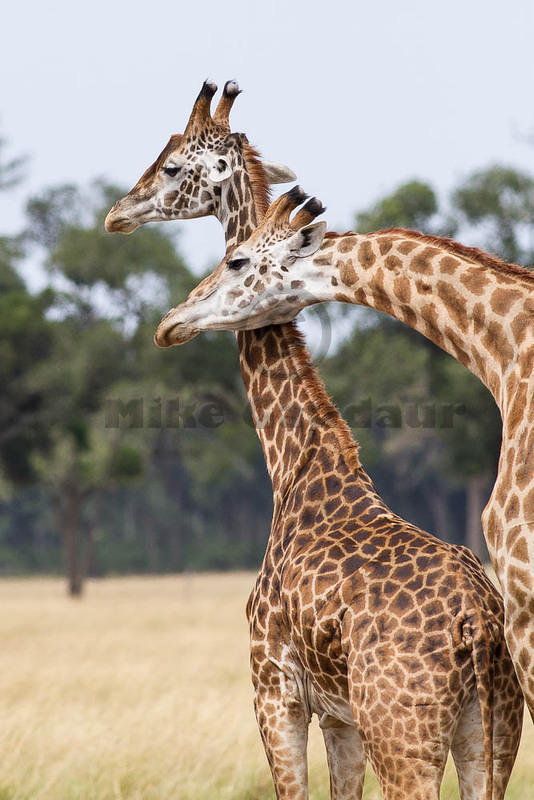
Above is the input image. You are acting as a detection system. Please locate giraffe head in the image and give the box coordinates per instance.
[155,186,327,347]
[104,80,295,234]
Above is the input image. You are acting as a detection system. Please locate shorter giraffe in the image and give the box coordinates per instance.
[155,215,523,798]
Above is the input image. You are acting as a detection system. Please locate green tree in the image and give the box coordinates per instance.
[0,134,58,572]
[452,165,534,266]
[24,180,196,593]
[0,140,47,485]
[0,263,54,485]
[356,179,448,235]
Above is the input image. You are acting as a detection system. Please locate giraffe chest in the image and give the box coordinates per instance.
[247,560,353,721]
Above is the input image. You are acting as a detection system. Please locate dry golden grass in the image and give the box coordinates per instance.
[0,574,532,799]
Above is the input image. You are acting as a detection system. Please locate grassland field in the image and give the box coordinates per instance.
[0,574,532,799]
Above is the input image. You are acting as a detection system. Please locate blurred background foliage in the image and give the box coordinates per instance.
[1,130,533,594]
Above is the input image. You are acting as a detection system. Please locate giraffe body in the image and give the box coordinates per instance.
[157,190,534,715]
[107,84,524,797]
[231,322,525,799]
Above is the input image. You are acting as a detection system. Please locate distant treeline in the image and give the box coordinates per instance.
[1,132,533,593]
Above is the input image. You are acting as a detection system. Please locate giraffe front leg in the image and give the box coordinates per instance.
[320,714,366,800]
[483,504,534,716]
[501,558,534,718]
[253,667,311,800]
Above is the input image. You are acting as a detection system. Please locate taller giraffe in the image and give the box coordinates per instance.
[155,190,523,799]
[105,82,523,797]
[155,189,534,716]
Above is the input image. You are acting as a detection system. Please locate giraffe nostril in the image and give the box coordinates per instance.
[154,320,198,348]
[154,325,173,348]
[104,212,119,232]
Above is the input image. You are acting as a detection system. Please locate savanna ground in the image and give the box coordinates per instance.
[0,574,532,800]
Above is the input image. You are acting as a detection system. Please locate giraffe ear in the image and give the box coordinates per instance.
[204,153,233,183]
[287,221,327,258]
[262,162,297,185]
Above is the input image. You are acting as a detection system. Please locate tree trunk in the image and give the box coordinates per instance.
[465,474,488,561]
[144,506,160,573]
[84,491,103,578]
[159,449,187,572]
[60,478,84,597]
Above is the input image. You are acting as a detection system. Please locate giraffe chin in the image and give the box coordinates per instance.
[153,323,199,348]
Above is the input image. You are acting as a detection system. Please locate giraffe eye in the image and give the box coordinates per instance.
[227,257,250,271]
[163,166,180,178]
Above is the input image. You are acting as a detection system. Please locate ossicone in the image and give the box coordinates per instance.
[213,80,242,130]
[184,80,218,135]
[291,197,326,230]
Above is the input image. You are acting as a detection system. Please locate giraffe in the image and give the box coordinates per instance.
[156,264,522,799]
[105,84,522,797]
[104,80,295,239]
[155,186,534,717]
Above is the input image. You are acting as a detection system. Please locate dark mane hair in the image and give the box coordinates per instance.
[285,322,361,471]
[240,140,272,220]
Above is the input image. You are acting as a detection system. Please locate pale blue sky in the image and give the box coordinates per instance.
[2,0,533,283]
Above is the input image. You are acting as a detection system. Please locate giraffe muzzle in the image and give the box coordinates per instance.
[154,307,199,348]
[104,208,139,234]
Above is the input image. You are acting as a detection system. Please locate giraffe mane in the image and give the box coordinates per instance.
[324,231,354,239]
[240,141,272,220]
[284,322,361,472]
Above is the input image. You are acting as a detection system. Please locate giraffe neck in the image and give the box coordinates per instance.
[312,229,534,412]
[214,147,265,250]
[237,324,360,503]
[213,149,359,503]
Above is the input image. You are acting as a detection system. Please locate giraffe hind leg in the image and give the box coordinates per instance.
[343,612,450,799]
[345,670,447,799]
[451,677,523,800]
[489,639,523,800]
[368,753,444,800]
[320,715,366,800]
[451,689,487,800]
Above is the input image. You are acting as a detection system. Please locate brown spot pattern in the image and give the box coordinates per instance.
[378,237,393,255]
[339,258,357,286]
[358,241,376,269]
[385,254,402,271]
[460,269,490,296]
[411,247,439,275]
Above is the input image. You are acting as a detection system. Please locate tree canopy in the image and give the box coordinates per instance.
[1,138,533,584]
